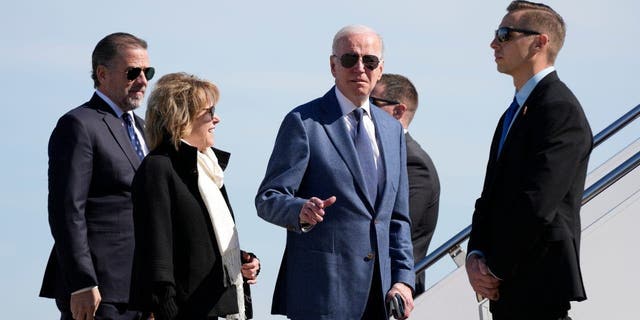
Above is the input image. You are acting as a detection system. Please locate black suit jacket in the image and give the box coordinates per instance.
[41,93,146,303]
[406,133,440,295]
[468,72,592,314]
[129,140,250,319]
[405,133,440,264]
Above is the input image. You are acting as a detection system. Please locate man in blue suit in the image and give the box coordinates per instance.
[256,25,415,319]
[40,33,153,320]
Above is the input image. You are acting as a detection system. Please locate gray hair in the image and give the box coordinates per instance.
[332,25,384,57]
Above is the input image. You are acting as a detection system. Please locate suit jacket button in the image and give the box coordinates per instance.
[365,253,375,261]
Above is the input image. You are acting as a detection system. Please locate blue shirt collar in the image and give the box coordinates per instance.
[515,66,555,106]
[95,90,127,118]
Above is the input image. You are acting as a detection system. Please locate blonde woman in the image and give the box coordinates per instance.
[129,73,259,320]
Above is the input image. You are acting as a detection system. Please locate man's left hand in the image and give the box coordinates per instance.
[241,251,260,284]
[386,282,414,319]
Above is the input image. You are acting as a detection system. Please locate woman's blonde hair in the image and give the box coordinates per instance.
[145,72,219,150]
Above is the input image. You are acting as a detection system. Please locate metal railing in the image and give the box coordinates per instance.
[415,104,640,282]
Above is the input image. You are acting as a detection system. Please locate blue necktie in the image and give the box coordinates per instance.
[122,113,145,160]
[353,108,378,203]
[497,97,519,156]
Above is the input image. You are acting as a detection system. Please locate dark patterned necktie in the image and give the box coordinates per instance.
[353,108,378,203]
[122,113,144,160]
[498,97,519,156]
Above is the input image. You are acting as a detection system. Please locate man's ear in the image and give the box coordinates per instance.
[536,33,549,49]
[393,104,407,120]
[96,65,108,83]
[330,55,337,77]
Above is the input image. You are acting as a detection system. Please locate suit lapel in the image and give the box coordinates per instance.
[89,94,142,169]
[319,89,373,208]
[371,107,391,210]
[497,72,558,162]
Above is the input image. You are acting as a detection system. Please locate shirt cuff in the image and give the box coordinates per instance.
[72,286,98,295]
[300,222,314,233]
[467,251,502,280]
[467,250,485,259]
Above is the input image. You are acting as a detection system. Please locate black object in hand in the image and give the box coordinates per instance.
[388,293,405,319]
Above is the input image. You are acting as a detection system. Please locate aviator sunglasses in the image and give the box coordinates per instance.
[125,66,156,81]
[334,53,381,70]
[370,96,400,107]
[494,26,540,43]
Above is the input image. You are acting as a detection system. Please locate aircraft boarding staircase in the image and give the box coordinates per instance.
[410,104,640,319]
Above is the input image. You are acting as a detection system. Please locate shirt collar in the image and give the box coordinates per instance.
[95,90,128,118]
[334,87,372,116]
[515,66,555,106]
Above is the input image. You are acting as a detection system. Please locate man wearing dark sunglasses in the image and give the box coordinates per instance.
[256,25,414,320]
[41,32,153,320]
[372,73,440,298]
[466,2,592,320]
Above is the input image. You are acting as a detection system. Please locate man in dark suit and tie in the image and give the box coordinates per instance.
[371,73,440,296]
[256,25,414,319]
[466,2,592,320]
[40,32,154,320]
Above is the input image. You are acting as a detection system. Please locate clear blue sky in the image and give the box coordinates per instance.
[1,1,638,318]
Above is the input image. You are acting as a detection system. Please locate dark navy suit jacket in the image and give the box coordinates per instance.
[41,93,145,304]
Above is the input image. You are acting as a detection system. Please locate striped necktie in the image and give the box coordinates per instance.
[122,113,144,160]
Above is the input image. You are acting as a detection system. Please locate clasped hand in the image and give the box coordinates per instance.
[465,254,501,301]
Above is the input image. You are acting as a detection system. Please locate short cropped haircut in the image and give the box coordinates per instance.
[91,32,148,88]
[507,1,566,63]
[145,72,220,150]
[378,73,419,124]
[377,74,418,111]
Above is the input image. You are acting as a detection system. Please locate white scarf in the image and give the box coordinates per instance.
[196,148,245,320]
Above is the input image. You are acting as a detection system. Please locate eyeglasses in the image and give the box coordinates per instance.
[205,105,216,119]
[494,26,540,43]
[125,67,155,81]
[370,96,400,107]
[333,53,381,70]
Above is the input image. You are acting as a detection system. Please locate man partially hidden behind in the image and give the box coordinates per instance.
[466,2,592,320]
[371,73,440,296]
[41,32,153,320]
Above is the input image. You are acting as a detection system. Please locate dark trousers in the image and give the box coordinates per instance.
[491,299,571,320]
[361,258,386,320]
[492,310,571,320]
[57,299,141,320]
[414,270,426,296]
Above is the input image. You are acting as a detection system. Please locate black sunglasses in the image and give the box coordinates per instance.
[125,67,155,81]
[371,96,400,107]
[334,53,381,70]
[205,105,216,119]
[494,26,540,43]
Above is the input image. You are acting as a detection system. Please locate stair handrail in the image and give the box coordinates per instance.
[415,104,640,279]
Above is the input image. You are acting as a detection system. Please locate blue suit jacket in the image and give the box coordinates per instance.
[256,87,414,319]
